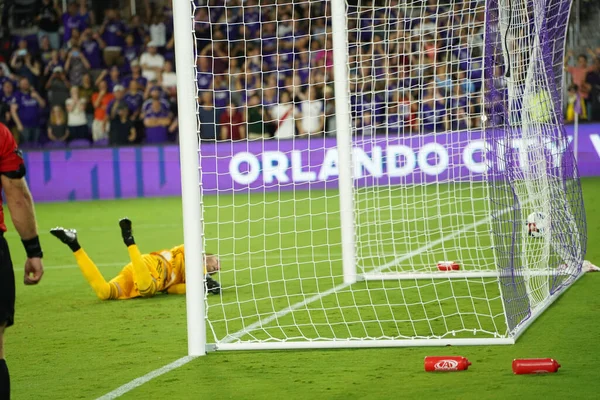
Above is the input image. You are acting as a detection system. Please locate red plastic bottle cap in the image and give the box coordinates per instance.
[437,261,460,271]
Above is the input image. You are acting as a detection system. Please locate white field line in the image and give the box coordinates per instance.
[95,211,496,399]
[95,356,197,400]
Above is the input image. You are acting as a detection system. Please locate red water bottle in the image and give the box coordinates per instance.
[512,358,561,374]
[424,356,471,372]
[437,261,460,271]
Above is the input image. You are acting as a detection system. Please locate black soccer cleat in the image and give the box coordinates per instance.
[206,275,221,295]
[50,227,78,244]
[119,218,135,246]
[50,227,81,252]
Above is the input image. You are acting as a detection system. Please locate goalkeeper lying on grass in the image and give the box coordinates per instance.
[50,218,221,300]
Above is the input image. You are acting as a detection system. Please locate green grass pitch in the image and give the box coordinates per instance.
[5,177,600,399]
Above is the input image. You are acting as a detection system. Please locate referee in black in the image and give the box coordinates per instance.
[0,121,44,399]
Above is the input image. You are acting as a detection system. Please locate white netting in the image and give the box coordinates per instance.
[188,0,584,347]
[490,0,586,321]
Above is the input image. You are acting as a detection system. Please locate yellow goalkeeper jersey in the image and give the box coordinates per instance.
[109,245,187,299]
[150,244,187,292]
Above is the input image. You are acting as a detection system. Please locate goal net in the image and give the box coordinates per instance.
[175,0,586,351]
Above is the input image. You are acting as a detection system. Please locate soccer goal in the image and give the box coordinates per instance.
[172,0,587,355]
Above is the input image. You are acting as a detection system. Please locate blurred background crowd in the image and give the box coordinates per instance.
[0,0,598,149]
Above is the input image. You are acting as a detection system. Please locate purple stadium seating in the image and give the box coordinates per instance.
[44,141,67,149]
[68,139,92,148]
[94,138,110,147]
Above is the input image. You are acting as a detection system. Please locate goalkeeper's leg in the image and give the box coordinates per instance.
[50,228,118,300]
[119,218,156,297]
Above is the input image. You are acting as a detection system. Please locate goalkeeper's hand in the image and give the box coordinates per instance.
[206,275,221,295]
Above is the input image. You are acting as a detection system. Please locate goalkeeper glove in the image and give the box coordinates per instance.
[206,275,221,295]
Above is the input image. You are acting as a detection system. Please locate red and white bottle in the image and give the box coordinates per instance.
[512,358,561,374]
[424,356,471,372]
[437,261,460,271]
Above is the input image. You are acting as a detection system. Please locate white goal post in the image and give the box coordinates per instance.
[173,0,206,356]
[174,0,587,355]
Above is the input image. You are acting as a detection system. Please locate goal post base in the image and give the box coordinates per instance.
[510,267,586,341]
[209,337,515,352]
[361,271,499,280]
[360,270,580,280]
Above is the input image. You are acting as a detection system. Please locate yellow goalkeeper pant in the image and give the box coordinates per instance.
[73,245,158,300]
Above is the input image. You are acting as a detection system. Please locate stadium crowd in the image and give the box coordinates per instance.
[0,0,598,148]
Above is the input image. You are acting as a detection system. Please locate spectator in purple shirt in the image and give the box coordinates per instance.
[121,34,140,74]
[100,9,126,67]
[80,28,106,71]
[96,66,122,93]
[294,54,311,86]
[62,2,87,45]
[143,99,172,144]
[449,107,471,131]
[261,22,277,54]
[262,86,278,109]
[271,54,294,89]
[355,110,376,136]
[241,71,261,100]
[196,56,213,91]
[244,45,262,73]
[162,35,175,64]
[212,74,230,111]
[78,0,95,27]
[449,83,469,111]
[123,80,144,120]
[198,37,228,75]
[122,61,148,91]
[141,86,170,116]
[291,19,310,52]
[243,1,261,37]
[420,88,447,132]
[10,78,47,145]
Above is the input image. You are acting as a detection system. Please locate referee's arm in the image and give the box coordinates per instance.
[2,177,37,241]
[1,175,44,285]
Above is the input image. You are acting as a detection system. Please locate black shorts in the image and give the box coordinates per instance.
[0,233,15,328]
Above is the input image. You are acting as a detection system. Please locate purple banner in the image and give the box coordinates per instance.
[23,124,600,202]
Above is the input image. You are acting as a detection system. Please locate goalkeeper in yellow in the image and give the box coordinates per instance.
[50,218,221,300]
